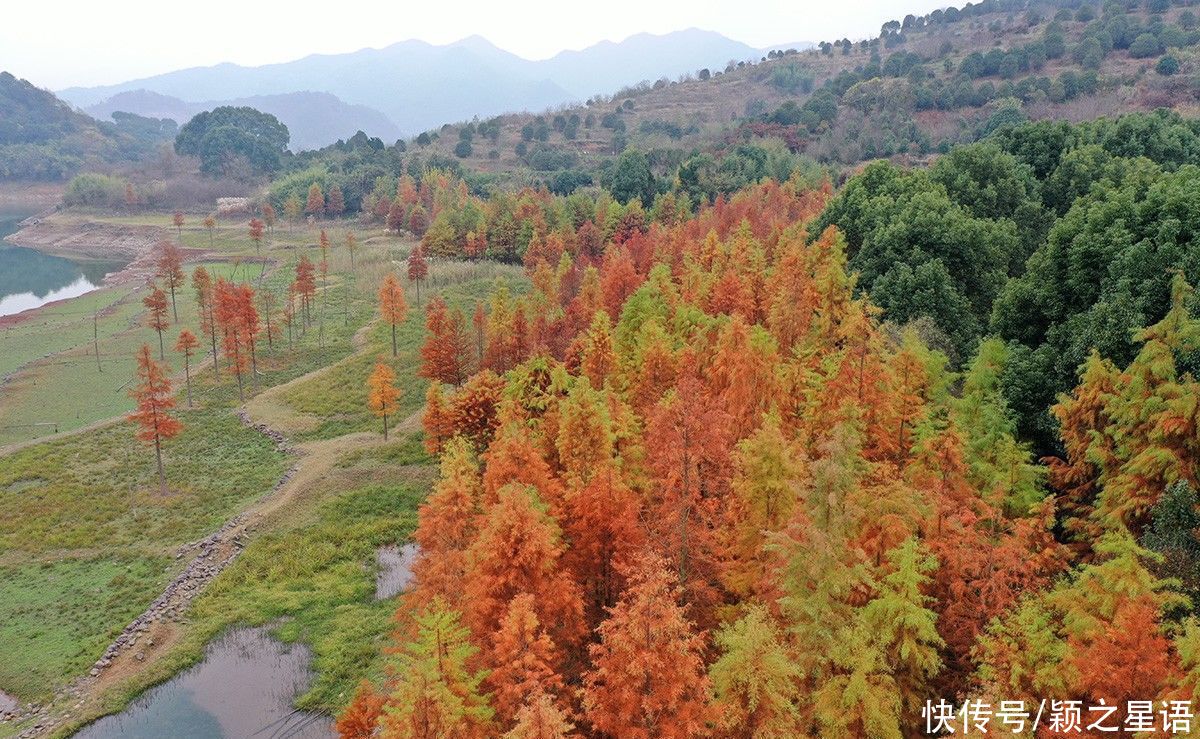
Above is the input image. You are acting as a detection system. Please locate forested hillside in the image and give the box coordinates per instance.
[320,0,1200,192]
[0,72,174,180]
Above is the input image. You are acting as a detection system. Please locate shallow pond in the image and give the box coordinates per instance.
[0,211,125,318]
[74,627,333,739]
[376,542,419,600]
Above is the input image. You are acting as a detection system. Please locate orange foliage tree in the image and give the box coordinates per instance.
[143,284,170,359]
[293,255,317,324]
[174,328,199,408]
[367,360,400,440]
[327,184,345,218]
[155,240,185,321]
[305,182,325,217]
[128,344,183,494]
[191,266,218,377]
[582,554,711,738]
[248,217,264,254]
[407,247,429,307]
[419,296,470,386]
[378,273,407,356]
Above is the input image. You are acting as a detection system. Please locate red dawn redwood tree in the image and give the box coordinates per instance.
[144,284,170,360]
[128,344,183,495]
[419,296,470,386]
[174,328,199,408]
[192,266,218,377]
[367,360,400,440]
[407,247,429,307]
[378,273,408,357]
[155,240,185,321]
[582,553,711,738]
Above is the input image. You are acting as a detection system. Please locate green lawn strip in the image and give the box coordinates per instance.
[0,408,287,558]
[193,476,425,710]
[0,261,244,445]
[0,285,137,379]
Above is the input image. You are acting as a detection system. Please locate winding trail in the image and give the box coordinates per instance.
[2,249,442,737]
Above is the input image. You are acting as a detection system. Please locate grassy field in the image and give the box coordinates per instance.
[0,261,246,446]
[0,557,171,705]
[0,408,287,700]
[188,433,434,710]
[0,209,528,738]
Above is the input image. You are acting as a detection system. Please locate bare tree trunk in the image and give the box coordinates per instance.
[382,413,389,441]
[94,311,102,372]
[184,354,192,408]
[210,310,220,379]
[155,437,166,495]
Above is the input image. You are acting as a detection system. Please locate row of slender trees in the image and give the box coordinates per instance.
[127,220,429,493]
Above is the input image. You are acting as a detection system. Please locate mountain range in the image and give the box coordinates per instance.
[59,30,797,147]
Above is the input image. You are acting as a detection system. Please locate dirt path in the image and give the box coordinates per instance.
[6,401,394,738]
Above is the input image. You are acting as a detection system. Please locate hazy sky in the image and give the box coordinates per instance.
[4,0,952,89]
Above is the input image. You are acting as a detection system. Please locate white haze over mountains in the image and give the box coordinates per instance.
[59,30,805,149]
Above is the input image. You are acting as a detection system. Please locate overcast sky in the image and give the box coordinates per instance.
[4,0,953,89]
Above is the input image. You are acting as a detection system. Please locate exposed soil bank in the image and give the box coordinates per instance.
[4,218,166,265]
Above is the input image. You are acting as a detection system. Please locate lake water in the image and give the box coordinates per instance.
[0,211,124,318]
[74,627,334,739]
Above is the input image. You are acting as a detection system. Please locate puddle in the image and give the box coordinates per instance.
[75,626,333,739]
[0,690,18,714]
[376,543,418,600]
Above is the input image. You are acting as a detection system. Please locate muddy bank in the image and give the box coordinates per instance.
[5,217,166,265]
[0,690,18,716]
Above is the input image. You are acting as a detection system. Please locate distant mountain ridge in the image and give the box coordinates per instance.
[58,30,798,142]
[84,90,403,151]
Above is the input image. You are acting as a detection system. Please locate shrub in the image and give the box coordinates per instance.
[63,173,125,208]
[1129,33,1163,58]
[769,63,814,94]
[1156,54,1180,75]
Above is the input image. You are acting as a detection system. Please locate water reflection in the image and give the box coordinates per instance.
[75,627,333,739]
[0,274,102,317]
[376,543,419,600]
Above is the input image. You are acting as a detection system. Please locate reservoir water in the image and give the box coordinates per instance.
[74,627,334,739]
[0,211,124,318]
